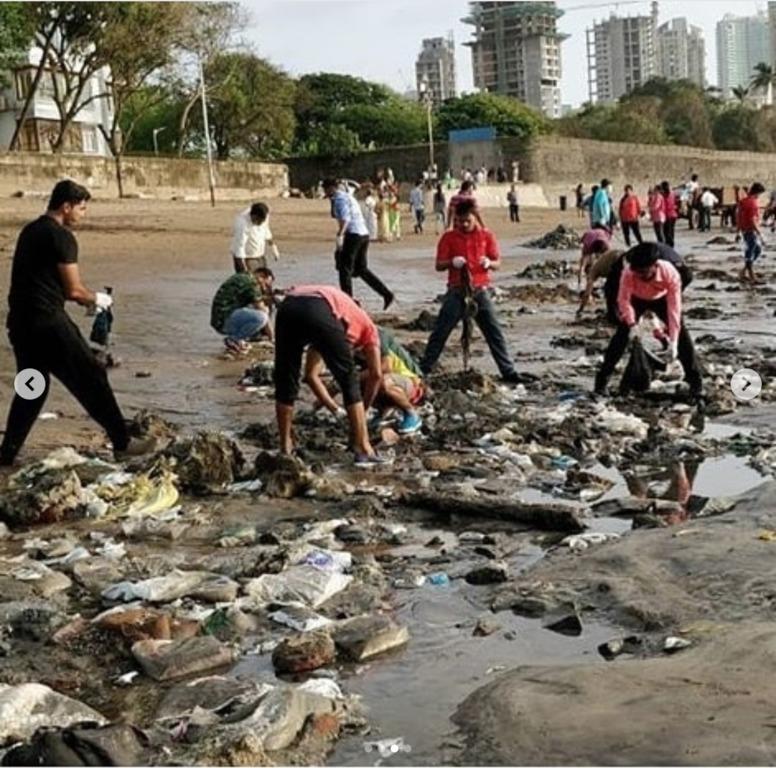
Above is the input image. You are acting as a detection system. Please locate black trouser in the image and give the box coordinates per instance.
[653,222,664,243]
[336,233,391,301]
[274,295,361,406]
[622,221,643,247]
[595,297,702,395]
[699,207,712,232]
[509,204,520,222]
[664,218,676,248]
[0,318,129,462]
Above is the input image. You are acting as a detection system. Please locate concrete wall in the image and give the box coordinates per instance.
[525,136,776,195]
[286,134,776,201]
[0,152,289,199]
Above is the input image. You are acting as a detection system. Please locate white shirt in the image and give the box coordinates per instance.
[230,208,272,261]
[700,190,718,208]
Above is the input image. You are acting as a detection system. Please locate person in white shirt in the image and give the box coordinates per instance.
[230,202,280,273]
[363,187,378,241]
[698,188,718,232]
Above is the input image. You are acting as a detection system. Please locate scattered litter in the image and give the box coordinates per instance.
[663,636,692,653]
[561,532,621,551]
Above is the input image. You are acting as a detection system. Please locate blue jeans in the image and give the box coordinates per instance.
[743,231,762,265]
[223,307,268,342]
[420,287,516,377]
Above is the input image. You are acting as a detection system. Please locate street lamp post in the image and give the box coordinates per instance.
[419,78,434,176]
[152,126,167,157]
[199,53,216,208]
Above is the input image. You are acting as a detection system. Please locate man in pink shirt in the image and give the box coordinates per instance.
[594,243,703,403]
[274,284,389,466]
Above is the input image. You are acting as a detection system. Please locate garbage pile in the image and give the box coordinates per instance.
[524,225,581,250]
[518,260,574,280]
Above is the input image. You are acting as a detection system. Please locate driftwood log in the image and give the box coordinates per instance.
[406,492,589,533]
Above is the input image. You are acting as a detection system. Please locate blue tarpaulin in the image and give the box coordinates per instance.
[448,127,496,143]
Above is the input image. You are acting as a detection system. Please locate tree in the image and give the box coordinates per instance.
[201,52,296,160]
[339,100,428,147]
[732,85,750,104]
[750,62,774,106]
[294,73,395,145]
[97,3,189,196]
[305,123,363,161]
[171,2,244,156]
[558,100,667,145]
[660,87,714,148]
[436,93,548,140]
[712,105,762,150]
[0,3,34,88]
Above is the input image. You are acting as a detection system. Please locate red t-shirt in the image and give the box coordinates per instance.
[619,194,641,222]
[286,284,379,350]
[737,196,760,232]
[436,227,500,289]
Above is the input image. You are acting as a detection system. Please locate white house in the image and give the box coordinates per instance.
[0,45,113,156]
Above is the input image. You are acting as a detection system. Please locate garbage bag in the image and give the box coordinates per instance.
[619,338,665,395]
[1,722,148,766]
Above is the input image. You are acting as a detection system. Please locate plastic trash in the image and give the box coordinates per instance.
[561,532,621,551]
[293,546,352,574]
[426,572,450,587]
[269,604,333,633]
[240,565,353,609]
[551,455,578,470]
[296,678,343,700]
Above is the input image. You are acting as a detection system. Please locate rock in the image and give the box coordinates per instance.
[272,630,336,674]
[167,432,245,493]
[0,683,107,746]
[93,605,200,643]
[400,309,437,331]
[332,614,409,661]
[474,546,499,560]
[421,454,460,472]
[465,562,509,585]
[131,636,236,681]
[542,605,583,636]
[335,525,372,545]
[220,686,335,752]
[473,618,501,637]
[157,676,267,721]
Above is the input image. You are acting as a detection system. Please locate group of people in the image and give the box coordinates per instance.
[10,166,768,469]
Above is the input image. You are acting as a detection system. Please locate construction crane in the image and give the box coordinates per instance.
[563,0,650,12]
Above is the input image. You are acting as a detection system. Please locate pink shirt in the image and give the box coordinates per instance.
[286,284,379,350]
[617,262,682,342]
[662,191,678,220]
[581,228,612,256]
[648,194,665,224]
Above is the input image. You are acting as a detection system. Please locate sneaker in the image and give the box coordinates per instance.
[353,451,394,468]
[114,436,157,462]
[225,338,249,355]
[396,411,422,435]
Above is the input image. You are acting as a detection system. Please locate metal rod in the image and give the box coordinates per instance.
[199,54,216,208]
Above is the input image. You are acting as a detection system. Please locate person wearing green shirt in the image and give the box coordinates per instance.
[210,268,274,354]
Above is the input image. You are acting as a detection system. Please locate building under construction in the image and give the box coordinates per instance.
[462,2,566,119]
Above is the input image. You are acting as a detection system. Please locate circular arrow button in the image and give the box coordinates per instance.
[730,368,762,402]
[14,368,46,400]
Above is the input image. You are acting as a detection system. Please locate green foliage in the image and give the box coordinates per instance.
[557,100,668,145]
[303,123,363,161]
[203,52,297,160]
[0,3,34,86]
[339,100,428,147]
[437,92,548,139]
[122,88,184,154]
[712,105,770,151]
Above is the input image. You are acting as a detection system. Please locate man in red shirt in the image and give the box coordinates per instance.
[420,199,522,383]
[618,185,643,247]
[274,284,389,467]
[594,243,703,403]
[737,182,765,284]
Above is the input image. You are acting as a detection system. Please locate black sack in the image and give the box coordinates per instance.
[619,338,666,395]
[1,722,149,767]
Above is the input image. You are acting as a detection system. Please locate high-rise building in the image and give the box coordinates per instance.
[656,18,706,88]
[415,35,457,107]
[769,2,776,72]
[586,4,659,103]
[462,2,566,119]
[716,12,770,99]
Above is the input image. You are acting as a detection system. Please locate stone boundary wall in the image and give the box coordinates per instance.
[0,152,289,200]
[286,135,776,200]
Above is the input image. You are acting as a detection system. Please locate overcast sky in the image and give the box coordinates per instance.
[245,0,768,107]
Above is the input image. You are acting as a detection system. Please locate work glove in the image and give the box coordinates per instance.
[94,291,113,311]
[451,256,466,269]
[334,406,347,420]
[480,257,492,270]
[271,244,280,262]
[667,340,678,363]
[335,234,345,251]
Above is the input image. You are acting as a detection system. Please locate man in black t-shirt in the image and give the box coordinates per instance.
[0,180,153,465]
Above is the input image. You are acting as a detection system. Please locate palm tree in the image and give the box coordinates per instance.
[732,85,750,104]
[750,62,774,106]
